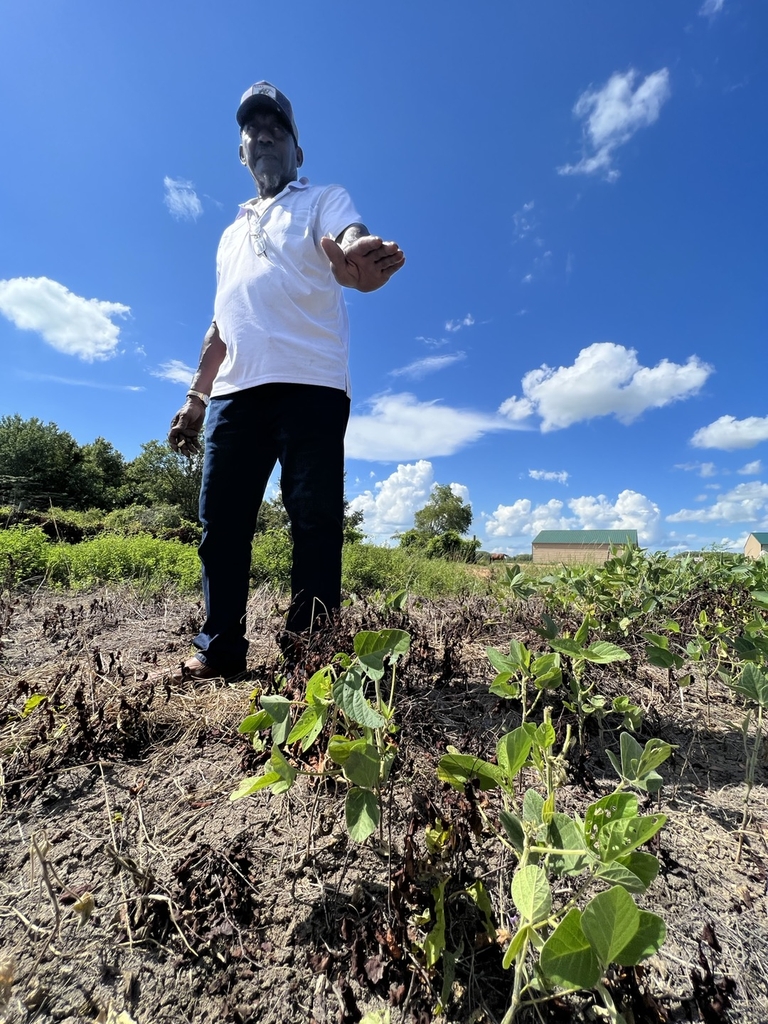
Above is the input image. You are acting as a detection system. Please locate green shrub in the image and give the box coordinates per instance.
[0,526,50,586]
[342,543,486,599]
[45,535,201,592]
[250,530,293,590]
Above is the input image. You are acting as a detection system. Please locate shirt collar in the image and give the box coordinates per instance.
[236,176,310,219]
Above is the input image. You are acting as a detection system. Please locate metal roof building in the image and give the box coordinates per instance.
[532,529,639,565]
[744,533,768,560]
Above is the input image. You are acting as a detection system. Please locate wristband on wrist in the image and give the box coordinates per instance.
[187,390,210,407]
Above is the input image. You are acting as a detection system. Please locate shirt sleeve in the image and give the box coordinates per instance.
[314,185,362,243]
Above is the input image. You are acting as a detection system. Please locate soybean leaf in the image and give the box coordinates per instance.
[21,694,47,717]
[502,924,529,970]
[548,814,589,876]
[260,695,292,745]
[583,641,631,664]
[499,811,525,854]
[594,851,659,893]
[305,666,333,704]
[496,727,533,785]
[523,788,545,824]
[615,910,667,965]
[343,743,381,789]
[466,880,496,940]
[332,667,386,728]
[534,720,556,750]
[581,886,639,966]
[730,663,768,708]
[345,787,379,843]
[489,673,521,699]
[642,632,669,649]
[328,735,366,765]
[238,709,273,735]
[229,772,280,800]
[584,792,639,849]
[269,746,298,794]
[549,639,584,659]
[540,908,601,990]
[286,705,326,749]
[511,865,551,924]
[646,646,678,670]
[424,878,447,968]
[378,628,411,663]
[635,738,675,779]
[437,750,503,792]
[596,814,667,863]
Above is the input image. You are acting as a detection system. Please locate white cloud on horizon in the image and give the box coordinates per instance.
[498,342,711,432]
[0,277,130,361]
[349,460,435,538]
[558,68,671,181]
[484,488,661,544]
[346,392,517,461]
[529,469,569,484]
[445,314,475,333]
[152,359,197,385]
[691,415,768,450]
[667,480,768,524]
[390,352,466,380]
[163,177,203,221]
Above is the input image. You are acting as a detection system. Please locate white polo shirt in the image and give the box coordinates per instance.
[212,178,361,398]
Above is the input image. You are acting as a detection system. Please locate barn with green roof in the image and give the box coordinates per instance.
[532,529,639,565]
[745,533,768,559]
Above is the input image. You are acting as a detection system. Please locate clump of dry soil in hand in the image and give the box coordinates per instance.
[0,586,766,1023]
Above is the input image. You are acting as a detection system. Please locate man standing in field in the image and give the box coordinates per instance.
[167,82,404,681]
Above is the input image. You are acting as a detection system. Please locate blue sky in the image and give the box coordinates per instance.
[1,0,766,553]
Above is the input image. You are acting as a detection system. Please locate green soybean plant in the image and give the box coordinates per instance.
[231,628,410,843]
[727,661,768,863]
[436,723,673,1022]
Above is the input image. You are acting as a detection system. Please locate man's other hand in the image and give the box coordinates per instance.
[168,400,205,457]
[321,234,405,292]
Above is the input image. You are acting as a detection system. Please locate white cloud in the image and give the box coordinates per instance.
[346,393,516,461]
[390,352,466,380]
[163,176,203,221]
[521,273,533,285]
[699,0,725,17]
[738,460,762,476]
[485,488,660,544]
[349,460,435,538]
[152,359,197,385]
[416,335,449,349]
[445,314,475,333]
[691,415,768,451]
[558,68,671,181]
[498,342,711,432]
[667,481,768,524]
[676,461,717,477]
[18,372,143,392]
[513,201,535,241]
[529,469,569,484]
[0,277,130,362]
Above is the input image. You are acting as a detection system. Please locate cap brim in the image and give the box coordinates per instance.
[236,95,293,135]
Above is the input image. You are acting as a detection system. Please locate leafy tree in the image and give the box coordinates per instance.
[0,414,82,508]
[71,437,127,509]
[413,483,473,537]
[125,440,204,522]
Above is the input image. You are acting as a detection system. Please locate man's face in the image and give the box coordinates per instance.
[239,107,303,199]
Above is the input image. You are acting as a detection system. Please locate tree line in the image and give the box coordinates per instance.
[0,414,479,560]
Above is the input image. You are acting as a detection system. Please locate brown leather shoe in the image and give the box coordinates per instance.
[168,656,247,683]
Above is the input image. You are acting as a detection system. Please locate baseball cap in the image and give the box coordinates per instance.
[236,82,299,143]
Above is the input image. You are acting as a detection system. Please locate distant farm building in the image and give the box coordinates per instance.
[744,533,768,559]
[532,530,639,565]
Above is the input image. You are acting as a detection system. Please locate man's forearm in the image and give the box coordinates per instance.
[189,321,227,395]
[335,223,370,251]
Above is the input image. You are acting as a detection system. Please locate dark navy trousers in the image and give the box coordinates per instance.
[194,382,350,670]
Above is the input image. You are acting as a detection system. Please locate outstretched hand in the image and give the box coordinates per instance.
[321,234,405,292]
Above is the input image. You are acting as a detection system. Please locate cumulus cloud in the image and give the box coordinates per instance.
[390,352,466,380]
[738,460,762,476]
[529,469,569,484]
[348,460,436,538]
[699,0,725,16]
[667,481,768,524]
[163,177,203,221]
[152,359,197,385]
[346,393,516,461]
[558,68,671,181]
[485,489,660,544]
[0,277,130,361]
[498,343,711,432]
[691,415,768,450]
[445,314,475,333]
